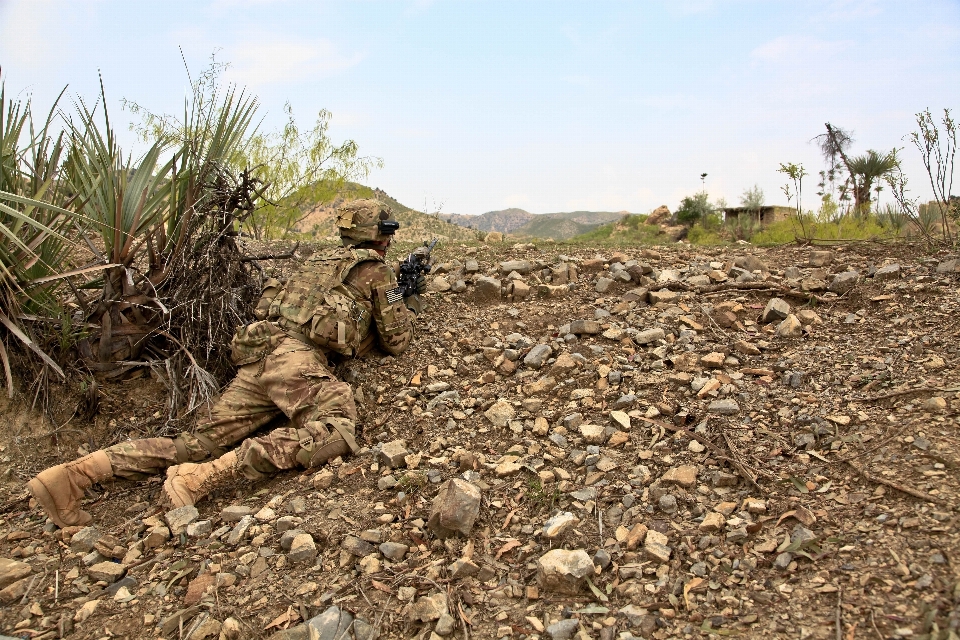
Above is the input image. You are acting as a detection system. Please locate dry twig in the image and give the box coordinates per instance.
[636,416,768,493]
[844,459,951,507]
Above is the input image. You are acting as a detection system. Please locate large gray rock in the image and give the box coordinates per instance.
[378,440,409,468]
[808,250,835,267]
[379,542,409,561]
[734,255,768,273]
[221,505,253,522]
[524,344,553,369]
[307,606,353,640]
[341,536,376,557]
[428,479,482,538]
[830,270,859,293]
[288,533,317,564]
[569,319,600,335]
[484,400,515,427]
[499,260,533,275]
[875,263,901,281]
[760,297,790,323]
[546,619,580,640]
[474,276,502,301]
[707,399,740,415]
[165,505,199,535]
[536,549,594,594]
[88,561,126,583]
[634,328,665,345]
[70,526,101,553]
[226,515,254,545]
[595,277,616,293]
[353,618,379,640]
[936,258,958,274]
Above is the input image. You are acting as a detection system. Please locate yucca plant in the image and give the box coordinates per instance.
[64,91,175,367]
[0,82,78,395]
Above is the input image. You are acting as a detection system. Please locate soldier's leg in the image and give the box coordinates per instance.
[163,339,359,505]
[238,341,359,478]
[182,361,286,455]
[104,364,283,478]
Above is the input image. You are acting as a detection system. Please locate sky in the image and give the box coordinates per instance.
[1,0,958,216]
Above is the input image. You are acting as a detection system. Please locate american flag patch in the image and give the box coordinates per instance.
[385,286,404,304]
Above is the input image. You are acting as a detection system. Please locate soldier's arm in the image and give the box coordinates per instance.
[368,264,416,356]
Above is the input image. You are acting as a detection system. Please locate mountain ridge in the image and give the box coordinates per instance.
[444,208,630,240]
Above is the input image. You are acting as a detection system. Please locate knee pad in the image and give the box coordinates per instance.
[295,418,358,468]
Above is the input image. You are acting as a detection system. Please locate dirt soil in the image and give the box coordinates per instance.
[1,240,959,640]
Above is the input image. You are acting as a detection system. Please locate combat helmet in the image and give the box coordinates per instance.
[337,199,399,247]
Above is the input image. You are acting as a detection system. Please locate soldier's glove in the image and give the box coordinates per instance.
[415,275,427,295]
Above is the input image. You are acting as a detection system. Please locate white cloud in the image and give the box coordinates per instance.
[405,0,437,14]
[750,35,851,65]
[819,0,882,21]
[223,35,362,86]
[210,0,287,8]
[0,0,64,73]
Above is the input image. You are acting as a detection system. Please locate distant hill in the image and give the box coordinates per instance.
[567,213,672,245]
[296,182,479,244]
[445,209,628,240]
[445,209,534,234]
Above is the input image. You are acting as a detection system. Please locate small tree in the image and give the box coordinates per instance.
[912,108,956,241]
[778,162,812,240]
[739,184,765,223]
[676,192,713,226]
[816,123,898,217]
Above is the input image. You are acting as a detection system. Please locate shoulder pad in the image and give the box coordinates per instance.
[309,247,344,262]
[350,248,386,263]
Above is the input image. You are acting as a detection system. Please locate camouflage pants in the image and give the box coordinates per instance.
[104,337,358,480]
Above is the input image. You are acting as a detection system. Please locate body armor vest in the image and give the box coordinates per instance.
[269,247,381,356]
[230,248,380,363]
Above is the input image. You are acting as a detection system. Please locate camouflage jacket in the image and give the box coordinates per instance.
[232,247,415,364]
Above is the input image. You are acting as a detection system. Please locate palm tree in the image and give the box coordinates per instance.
[847,149,898,217]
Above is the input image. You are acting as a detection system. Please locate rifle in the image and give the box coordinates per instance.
[398,239,438,315]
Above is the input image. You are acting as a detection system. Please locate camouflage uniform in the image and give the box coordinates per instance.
[104,247,415,481]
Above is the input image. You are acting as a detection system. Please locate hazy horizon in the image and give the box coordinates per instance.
[1,0,957,216]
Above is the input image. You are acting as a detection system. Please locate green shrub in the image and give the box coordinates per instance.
[676,192,714,226]
[687,224,727,246]
[567,214,665,246]
[750,215,893,245]
[725,214,760,240]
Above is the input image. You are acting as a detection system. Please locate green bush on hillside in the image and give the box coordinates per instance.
[568,213,669,245]
[687,224,727,245]
[676,192,714,226]
[749,215,892,245]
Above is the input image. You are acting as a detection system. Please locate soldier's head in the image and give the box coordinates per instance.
[336,199,399,254]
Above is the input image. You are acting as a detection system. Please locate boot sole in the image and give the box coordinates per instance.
[27,477,89,529]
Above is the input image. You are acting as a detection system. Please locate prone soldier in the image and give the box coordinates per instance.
[27,200,420,528]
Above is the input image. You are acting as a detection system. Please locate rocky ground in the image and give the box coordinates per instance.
[1,241,959,640]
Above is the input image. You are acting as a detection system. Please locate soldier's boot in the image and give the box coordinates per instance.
[163,450,238,508]
[26,451,113,528]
